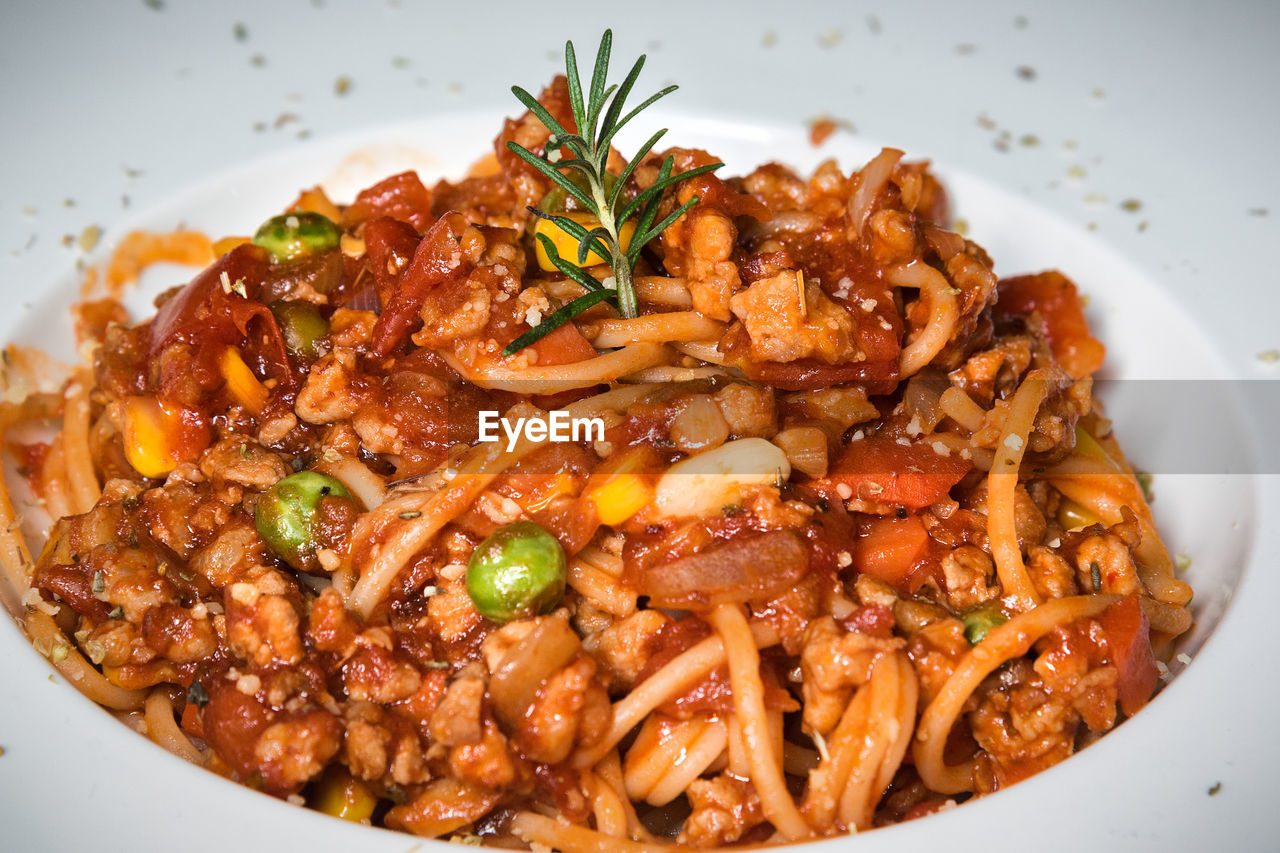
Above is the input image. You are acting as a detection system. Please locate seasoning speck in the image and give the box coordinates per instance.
[399,511,422,520]
[1208,781,1222,796]
[334,75,352,96]
[143,0,163,9]
[866,15,881,35]
[77,225,101,253]
[1067,164,1087,179]
[391,56,410,69]
[1016,65,1037,81]
[1019,134,1040,147]
[809,117,838,147]
[233,21,248,41]
[250,53,266,67]
[817,28,843,49]
[1248,207,1269,217]
[761,30,777,46]
[955,43,977,56]
[1174,553,1192,573]
[1257,349,1280,364]
[1119,198,1143,213]
[1013,15,1029,28]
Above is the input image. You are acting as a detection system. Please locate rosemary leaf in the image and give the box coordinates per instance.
[502,289,615,356]
[509,85,570,139]
[534,234,607,292]
[506,142,597,211]
[631,195,700,266]
[610,127,668,208]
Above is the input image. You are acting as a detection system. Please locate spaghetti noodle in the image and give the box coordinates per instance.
[0,66,1191,848]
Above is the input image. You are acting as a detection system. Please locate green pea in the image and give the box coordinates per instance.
[255,471,351,572]
[465,521,567,624]
[252,211,342,262]
[962,601,1009,645]
[270,301,329,361]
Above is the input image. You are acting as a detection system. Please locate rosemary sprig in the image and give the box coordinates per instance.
[503,29,722,356]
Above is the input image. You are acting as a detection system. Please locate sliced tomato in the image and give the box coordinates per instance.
[529,321,597,366]
[180,698,204,739]
[369,213,468,357]
[853,514,930,590]
[362,216,421,310]
[1097,593,1159,716]
[344,170,434,231]
[996,270,1105,378]
[815,437,973,509]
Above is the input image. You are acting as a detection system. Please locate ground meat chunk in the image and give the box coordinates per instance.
[729,270,859,364]
[430,668,486,746]
[515,655,611,764]
[583,609,670,690]
[198,437,291,492]
[1026,545,1078,599]
[939,544,999,610]
[448,719,517,789]
[680,773,764,847]
[800,616,904,734]
[295,348,362,424]
[253,709,343,792]
[190,520,267,588]
[225,567,305,667]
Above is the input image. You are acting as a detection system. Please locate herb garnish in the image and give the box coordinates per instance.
[187,681,210,709]
[502,29,722,355]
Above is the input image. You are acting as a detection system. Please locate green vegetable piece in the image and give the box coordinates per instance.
[270,301,329,361]
[252,211,341,262]
[465,521,567,623]
[539,171,617,214]
[962,602,1009,645]
[255,471,351,571]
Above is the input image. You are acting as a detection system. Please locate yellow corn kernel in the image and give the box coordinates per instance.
[220,347,269,414]
[534,212,635,272]
[588,474,652,526]
[313,766,377,823]
[211,236,250,257]
[289,186,343,223]
[523,472,577,515]
[1057,498,1101,531]
[1073,424,1114,465]
[123,397,205,479]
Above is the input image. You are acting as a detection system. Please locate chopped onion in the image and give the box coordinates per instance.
[640,530,808,610]
[772,427,829,478]
[488,617,580,728]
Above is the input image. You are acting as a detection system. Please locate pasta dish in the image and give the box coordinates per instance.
[0,31,1192,849]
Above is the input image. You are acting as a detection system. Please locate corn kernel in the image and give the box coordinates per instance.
[313,766,377,822]
[1073,424,1113,464]
[584,448,655,526]
[1057,498,1101,531]
[220,347,269,414]
[587,474,652,526]
[211,236,250,257]
[122,397,208,479]
[534,212,635,272]
[523,472,577,514]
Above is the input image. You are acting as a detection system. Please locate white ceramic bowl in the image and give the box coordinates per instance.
[2,2,1277,851]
